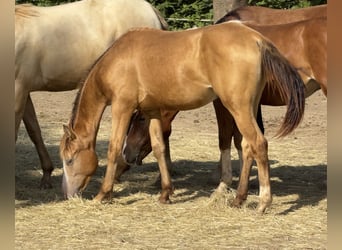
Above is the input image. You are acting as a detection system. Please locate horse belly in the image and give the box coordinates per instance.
[140,84,217,111]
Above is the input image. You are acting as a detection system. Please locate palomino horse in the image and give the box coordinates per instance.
[60,22,305,213]
[15,0,167,188]
[123,11,327,186]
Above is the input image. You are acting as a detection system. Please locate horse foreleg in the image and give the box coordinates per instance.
[94,106,133,202]
[148,112,173,203]
[23,95,53,189]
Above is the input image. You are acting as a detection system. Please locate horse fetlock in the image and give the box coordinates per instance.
[256,202,270,214]
[220,176,232,187]
[94,191,112,203]
[39,173,53,189]
[216,182,228,193]
[159,186,174,204]
[257,194,272,214]
[159,193,171,204]
[231,194,247,208]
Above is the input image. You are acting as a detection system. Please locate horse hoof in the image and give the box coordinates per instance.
[231,198,243,208]
[93,196,103,202]
[256,204,268,214]
[39,180,53,189]
[159,197,172,204]
[93,192,112,203]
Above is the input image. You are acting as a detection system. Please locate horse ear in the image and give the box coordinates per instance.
[63,124,76,140]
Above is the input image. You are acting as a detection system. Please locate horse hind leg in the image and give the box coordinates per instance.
[23,95,53,189]
[229,105,272,214]
[15,80,28,141]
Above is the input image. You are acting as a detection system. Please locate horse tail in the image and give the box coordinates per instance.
[151,6,169,30]
[259,40,305,137]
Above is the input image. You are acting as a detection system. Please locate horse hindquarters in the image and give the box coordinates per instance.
[214,63,271,213]
[217,39,305,213]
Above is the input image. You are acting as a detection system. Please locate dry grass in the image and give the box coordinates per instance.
[15,91,327,249]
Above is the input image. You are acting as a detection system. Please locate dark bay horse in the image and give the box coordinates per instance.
[15,0,167,188]
[123,15,327,187]
[60,22,305,213]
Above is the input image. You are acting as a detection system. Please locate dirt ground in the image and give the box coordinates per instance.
[15,89,327,249]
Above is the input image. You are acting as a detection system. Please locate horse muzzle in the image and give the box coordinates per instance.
[62,174,88,199]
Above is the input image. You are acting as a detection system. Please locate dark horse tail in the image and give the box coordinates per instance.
[260,40,305,137]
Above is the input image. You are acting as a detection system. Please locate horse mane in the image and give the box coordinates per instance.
[15,4,40,18]
[69,88,82,128]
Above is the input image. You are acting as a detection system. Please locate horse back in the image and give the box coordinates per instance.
[216,4,327,25]
[15,0,165,91]
[254,17,327,104]
[93,23,265,110]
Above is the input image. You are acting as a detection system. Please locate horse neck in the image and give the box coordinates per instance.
[71,78,107,147]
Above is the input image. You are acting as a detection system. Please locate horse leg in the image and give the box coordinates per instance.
[232,120,243,172]
[94,105,134,202]
[23,95,53,189]
[212,99,234,187]
[213,102,263,184]
[256,105,265,135]
[233,112,271,213]
[113,155,131,183]
[221,98,271,213]
[15,80,28,141]
[147,111,173,203]
[231,137,254,206]
[164,137,172,171]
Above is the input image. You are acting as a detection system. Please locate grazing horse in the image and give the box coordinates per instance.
[15,0,167,188]
[60,22,305,213]
[123,13,327,186]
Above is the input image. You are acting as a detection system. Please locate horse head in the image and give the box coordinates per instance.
[122,110,178,166]
[60,125,98,199]
[122,111,152,166]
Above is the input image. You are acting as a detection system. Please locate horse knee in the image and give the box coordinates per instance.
[151,140,165,160]
[242,136,268,159]
[256,137,268,158]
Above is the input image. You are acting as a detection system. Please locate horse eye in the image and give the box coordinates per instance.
[66,158,74,166]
